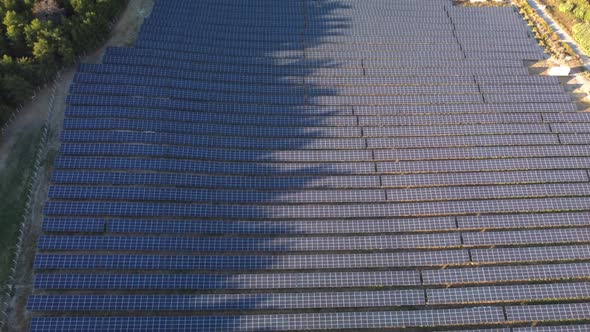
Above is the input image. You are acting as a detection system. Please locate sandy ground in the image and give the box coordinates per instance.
[0,0,154,330]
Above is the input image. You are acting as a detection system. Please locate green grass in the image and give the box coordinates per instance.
[0,129,40,289]
[573,23,590,54]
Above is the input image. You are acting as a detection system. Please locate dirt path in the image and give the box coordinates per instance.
[526,0,590,70]
[0,0,154,330]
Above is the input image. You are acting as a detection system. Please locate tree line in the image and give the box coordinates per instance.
[0,0,125,123]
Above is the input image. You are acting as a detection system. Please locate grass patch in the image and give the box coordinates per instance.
[0,129,40,289]
[573,23,590,53]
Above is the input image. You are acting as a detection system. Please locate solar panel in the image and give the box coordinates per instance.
[513,325,590,331]
[423,262,590,285]
[73,73,498,96]
[104,217,456,235]
[359,113,543,126]
[43,198,590,219]
[379,156,590,174]
[354,103,576,115]
[34,271,421,290]
[28,0,590,328]
[28,290,425,311]
[54,156,377,175]
[365,123,551,137]
[428,282,590,304]
[30,307,504,332]
[367,134,559,148]
[42,218,105,233]
[387,183,590,202]
[62,118,362,137]
[51,171,379,189]
[472,245,590,264]
[37,233,458,251]
[382,170,587,188]
[458,212,590,229]
[464,228,590,246]
[374,144,590,161]
[58,143,372,162]
[61,131,367,150]
[506,303,590,322]
[34,251,469,270]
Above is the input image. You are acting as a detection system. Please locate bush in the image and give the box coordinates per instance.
[559,2,575,13]
[573,5,588,19]
[573,23,590,53]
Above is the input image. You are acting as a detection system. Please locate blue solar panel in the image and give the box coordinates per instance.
[51,171,379,189]
[53,156,376,175]
[30,307,505,332]
[423,262,590,285]
[61,131,366,149]
[43,198,590,219]
[57,142,372,161]
[472,245,590,264]
[42,218,105,233]
[28,0,590,328]
[64,105,355,126]
[34,250,469,270]
[38,233,458,252]
[62,118,361,137]
[77,63,305,85]
[105,217,456,235]
[28,290,425,311]
[73,73,309,96]
[34,270,420,290]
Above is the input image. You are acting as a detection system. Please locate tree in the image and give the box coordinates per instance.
[1,73,33,105]
[3,10,26,54]
[69,0,95,14]
[1,0,19,11]
[24,18,46,49]
[0,0,125,125]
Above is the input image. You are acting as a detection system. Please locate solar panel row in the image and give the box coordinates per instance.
[29,307,505,331]
[33,271,421,290]
[42,198,590,218]
[43,216,457,234]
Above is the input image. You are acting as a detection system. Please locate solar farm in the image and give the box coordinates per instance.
[23,0,590,330]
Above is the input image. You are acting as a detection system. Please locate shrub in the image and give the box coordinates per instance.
[573,5,588,19]
[559,2,575,12]
[573,23,590,53]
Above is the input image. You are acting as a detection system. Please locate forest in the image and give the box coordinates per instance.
[0,0,125,123]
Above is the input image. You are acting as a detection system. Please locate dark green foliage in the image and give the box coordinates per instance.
[0,0,125,124]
